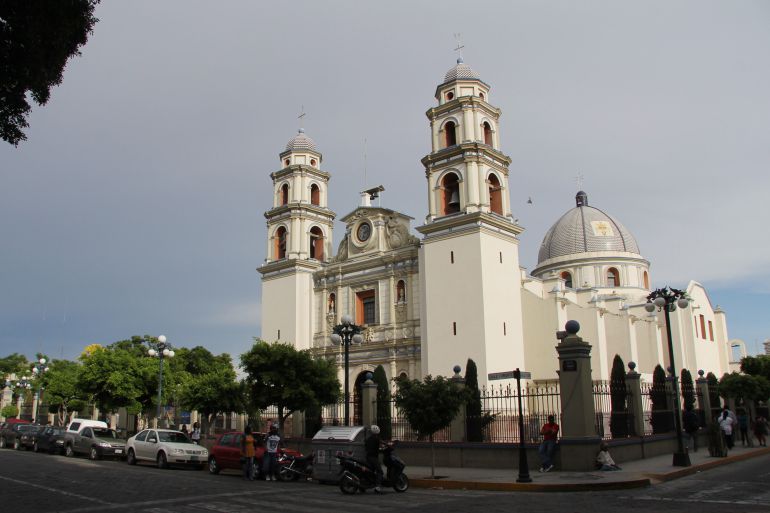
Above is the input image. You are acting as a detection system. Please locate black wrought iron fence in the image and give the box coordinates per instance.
[593,380,634,440]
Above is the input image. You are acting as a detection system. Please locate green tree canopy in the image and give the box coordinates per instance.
[0,353,29,377]
[719,372,770,404]
[1,404,18,419]
[241,339,340,433]
[394,374,466,477]
[40,359,87,426]
[1,0,100,145]
[740,355,770,382]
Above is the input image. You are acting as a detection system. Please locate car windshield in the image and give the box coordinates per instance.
[158,431,190,444]
[17,425,37,432]
[92,428,118,439]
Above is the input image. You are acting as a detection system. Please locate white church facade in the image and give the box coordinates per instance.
[258,58,737,391]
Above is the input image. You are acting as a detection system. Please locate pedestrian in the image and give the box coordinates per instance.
[736,409,750,446]
[683,405,700,452]
[241,425,256,481]
[538,414,559,473]
[596,442,621,471]
[365,425,384,493]
[191,422,201,445]
[263,425,281,481]
[753,416,768,447]
[180,424,189,437]
[718,408,735,450]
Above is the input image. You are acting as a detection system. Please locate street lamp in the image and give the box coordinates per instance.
[645,286,691,467]
[12,375,32,420]
[330,314,363,426]
[147,335,174,427]
[31,358,50,424]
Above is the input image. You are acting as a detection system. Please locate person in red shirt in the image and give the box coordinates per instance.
[538,415,559,472]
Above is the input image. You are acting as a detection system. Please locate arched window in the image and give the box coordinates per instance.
[643,271,650,289]
[328,293,336,313]
[440,173,461,215]
[482,122,493,145]
[310,158,317,167]
[444,121,457,148]
[488,174,502,215]
[280,183,289,205]
[446,91,454,101]
[606,267,620,287]
[561,271,573,289]
[284,158,290,167]
[310,184,320,206]
[309,226,324,260]
[479,92,485,100]
[274,227,287,260]
[396,280,406,303]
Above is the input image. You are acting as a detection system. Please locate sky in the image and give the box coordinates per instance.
[1,0,769,363]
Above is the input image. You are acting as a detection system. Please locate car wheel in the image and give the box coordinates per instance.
[65,444,74,457]
[156,451,168,469]
[208,456,219,474]
[393,473,409,492]
[89,447,100,460]
[33,441,39,453]
[127,449,137,465]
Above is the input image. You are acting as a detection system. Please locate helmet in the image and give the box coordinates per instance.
[370,425,380,435]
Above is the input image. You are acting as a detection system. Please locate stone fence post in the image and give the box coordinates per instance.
[449,365,466,443]
[361,373,378,428]
[556,321,601,471]
[696,373,712,426]
[625,362,645,437]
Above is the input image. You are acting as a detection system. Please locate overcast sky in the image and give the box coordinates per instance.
[1,0,769,363]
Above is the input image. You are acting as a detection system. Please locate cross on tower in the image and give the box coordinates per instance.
[575,172,584,191]
[297,105,306,131]
[453,33,464,61]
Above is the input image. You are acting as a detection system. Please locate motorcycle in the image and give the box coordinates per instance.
[277,452,314,481]
[338,443,409,494]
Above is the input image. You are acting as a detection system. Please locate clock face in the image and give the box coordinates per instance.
[357,222,371,242]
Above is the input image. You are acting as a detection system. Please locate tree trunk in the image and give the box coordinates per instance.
[430,433,435,478]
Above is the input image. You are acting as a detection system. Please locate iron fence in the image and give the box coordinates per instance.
[592,380,633,440]
[473,383,562,443]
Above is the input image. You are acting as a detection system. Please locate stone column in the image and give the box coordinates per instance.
[449,365,466,443]
[1,385,12,421]
[361,373,378,428]
[16,395,23,419]
[696,373,713,426]
[625,363,645,437]
[556,321,601,471]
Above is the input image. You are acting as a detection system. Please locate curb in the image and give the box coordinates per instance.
[644,445,770,483]
[410,477,651,492]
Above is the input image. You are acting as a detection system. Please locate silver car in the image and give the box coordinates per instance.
[126,429,207,469]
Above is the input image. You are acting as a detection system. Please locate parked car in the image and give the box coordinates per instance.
[17,425,45,450]
[64,426,126,460]
[207,431,301,477]
[0,421,35,449]
[66,418,108,433]
[32,426,67,454]
[126,429,207,469]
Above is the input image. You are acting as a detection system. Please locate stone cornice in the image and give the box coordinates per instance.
[421,142,512,170]
[264,204,336,221]
[270,164,330,182]
[417,211,524,240]
[258,258,323,278]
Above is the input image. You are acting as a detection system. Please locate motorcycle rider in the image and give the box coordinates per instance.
[365,425,384,493]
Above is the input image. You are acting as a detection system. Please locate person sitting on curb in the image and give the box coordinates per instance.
[538,415,559,473]
[596,442,622,471]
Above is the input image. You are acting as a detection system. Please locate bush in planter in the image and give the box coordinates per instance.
[650,365,673,434]
[610,355,630,438]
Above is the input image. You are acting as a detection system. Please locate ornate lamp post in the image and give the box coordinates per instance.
[645,286,691,467]
[330,315,363,426]
[147,335,174,427]
[13,375,33,420]
[31,358,50,424]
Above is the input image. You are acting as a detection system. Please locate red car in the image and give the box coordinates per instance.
[207,432,300,478]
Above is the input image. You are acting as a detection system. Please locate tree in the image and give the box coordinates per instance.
[0,0,100,145]
[177,352,244,435]
[241,340,340,435]
[0,353,29,377]
[394,375,466,478]
[372,365,391,440]
[650,364,672,434]
[1,404,18,419]
[680,369,696,411]
[719,372,770,405]
[609,355,629,438]
[40,359,87,426]
[465,359,484,442]
[741,355,770,382]
[706,371,721,413]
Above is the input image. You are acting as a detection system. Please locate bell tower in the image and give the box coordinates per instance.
[258,128,335,349]
[417,58,526,385]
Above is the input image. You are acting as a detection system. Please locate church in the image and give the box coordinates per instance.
[257,57,737,391]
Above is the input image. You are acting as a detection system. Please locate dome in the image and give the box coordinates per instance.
[443,57,481,83]
[537,191,641,263]
[285,128,318,152]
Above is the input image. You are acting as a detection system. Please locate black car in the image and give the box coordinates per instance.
[32,426,67,454]
[0,423,40,450]
[18,425,45,450]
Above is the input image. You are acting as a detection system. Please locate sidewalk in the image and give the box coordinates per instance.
[408,444,770,492]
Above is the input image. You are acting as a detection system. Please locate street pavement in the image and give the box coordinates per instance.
[1,446,768,512]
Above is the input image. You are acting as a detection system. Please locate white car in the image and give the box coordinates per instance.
[126,428,207,469]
